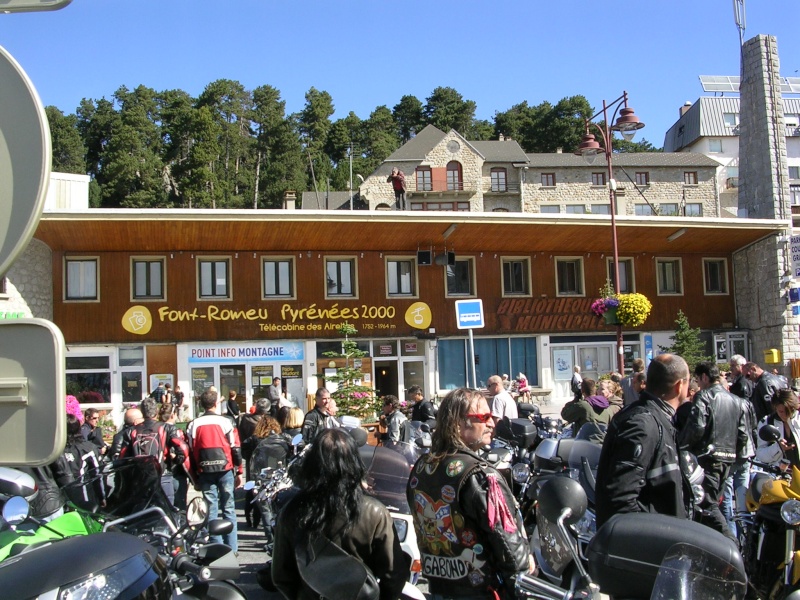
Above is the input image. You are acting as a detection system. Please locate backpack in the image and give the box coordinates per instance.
[250,435,290,474]
[130,424,168,466]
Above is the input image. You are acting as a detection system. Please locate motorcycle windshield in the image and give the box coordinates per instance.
[566,424,604,472]
[362,444,412,514]
[650,543,747,600]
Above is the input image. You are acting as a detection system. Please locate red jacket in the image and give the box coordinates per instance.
[186,412,242,476]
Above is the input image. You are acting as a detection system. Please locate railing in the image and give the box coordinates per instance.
[410,182,477,194]
[485,182,521,194]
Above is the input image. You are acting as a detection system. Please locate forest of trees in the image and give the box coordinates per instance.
[47,82,659,209]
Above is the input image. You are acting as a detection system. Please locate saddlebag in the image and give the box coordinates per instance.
[586,512,743,599]
[510,418,538,448]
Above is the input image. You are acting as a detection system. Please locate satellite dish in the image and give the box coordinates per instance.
[0,44,51,277]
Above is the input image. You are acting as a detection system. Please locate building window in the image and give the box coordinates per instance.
[786,114,800,128]
[501,258,530,296]
[541,173,556,187]
[387,258,416,297]
[590,204,610,214]
[415,167,432,191]
[791,185,800,206]
[409,201,470,211]
[606,258,635,294]
[198,258,230,299]
[446,258,475,297]
[490,168,507,192]
[723,112,740,127]
[656,258,683,295]
[446,161,463,191]
[555,257,584,296]
[565,205,585,214]
[131,258,164,301]
[790,166,800,180]
[326,258,356,298]
[635,204,654,216]
[65,258,98,301]
[263,257,295,299]
[703,258,729,295]
[635,172,650,186]
[660,203,680,216]
[540,205,560,213]
[685,203,703,216]
[591,172,606,186]
[684,171,698,185]
[708,139,723,153]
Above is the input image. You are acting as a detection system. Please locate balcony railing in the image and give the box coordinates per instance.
[410,182,477,195]
[485,182,521,194]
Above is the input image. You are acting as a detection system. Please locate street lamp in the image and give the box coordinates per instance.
[575,91,644,375]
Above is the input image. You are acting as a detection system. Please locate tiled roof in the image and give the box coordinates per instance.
[524,152,721,168]
[471,140,529,163]
[384,124,447,161]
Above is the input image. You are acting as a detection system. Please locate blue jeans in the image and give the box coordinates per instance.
[722,460,751,539]
[173,472,189,511]
[198,470,237,552]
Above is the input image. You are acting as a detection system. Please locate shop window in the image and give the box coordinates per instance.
[263,257,295,299]
[198,257,230,300]
[132,258,165,301]
[703,258,729,295]
[65,257,98,301]
[437,337,537,391]
[555,257,584,296]
[326,258,357,298]
[66,354,111,404]
[446,257,475,297]
[490,168,507,192]
[387,258,417,297]
[501,257,530,297]
[606,258,635,294]
[656,258,683,295]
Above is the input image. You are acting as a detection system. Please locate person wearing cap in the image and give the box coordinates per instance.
[238,398,271,446]
[267,377,282,415]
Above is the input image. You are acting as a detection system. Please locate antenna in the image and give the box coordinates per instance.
[733,0,746,47]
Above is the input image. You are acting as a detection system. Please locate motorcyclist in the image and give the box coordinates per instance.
[756,388,800,469]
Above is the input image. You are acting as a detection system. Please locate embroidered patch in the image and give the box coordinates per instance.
[446,460,464,477]
[409,476,418,489]
[468,570,485,586]
[441,485,456,503]
[425,462,438,475]
[473,543,483,555]
[416,461,425,474]
[460,529,476,546]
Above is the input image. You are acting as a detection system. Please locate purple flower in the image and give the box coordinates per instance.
[604,297,620,309]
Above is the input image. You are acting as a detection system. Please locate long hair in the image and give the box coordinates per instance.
[430,387,482,460]
[253,415,282,437]
[293,428,365,538]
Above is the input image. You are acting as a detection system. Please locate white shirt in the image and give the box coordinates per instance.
[491,389,518,420]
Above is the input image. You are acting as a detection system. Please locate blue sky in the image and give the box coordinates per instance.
[0,0,797,148]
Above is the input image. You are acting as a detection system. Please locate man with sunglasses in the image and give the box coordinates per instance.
[407,388,533,599]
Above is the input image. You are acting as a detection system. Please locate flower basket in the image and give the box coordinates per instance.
[615,293,652,327]
[603,306,620,325]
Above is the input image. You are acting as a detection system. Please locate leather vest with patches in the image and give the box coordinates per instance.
[408,451,496,591]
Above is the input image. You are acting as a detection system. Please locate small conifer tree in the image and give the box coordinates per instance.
[321,323,381,420]
[659,310,714,373]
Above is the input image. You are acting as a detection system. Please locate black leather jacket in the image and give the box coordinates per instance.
[752,372,784,421]
[679,384,748,463]
[272,495,408,600]
[301,407,328,444]
[596,392,691,528]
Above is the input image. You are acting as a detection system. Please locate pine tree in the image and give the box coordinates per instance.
[659,310,713,372]
[321,323,380,421]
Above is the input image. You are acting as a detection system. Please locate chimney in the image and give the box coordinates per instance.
[556,147,563,154]
[498,133,505,141]
[679,101,692,116]
[283,190,297,210]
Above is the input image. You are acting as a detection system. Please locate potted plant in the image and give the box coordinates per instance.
[591,280,621,324]
[591,281,652,327]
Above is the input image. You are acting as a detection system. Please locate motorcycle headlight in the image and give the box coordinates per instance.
[393,518,408,542]
[781,499,800,526]
[56,552,153,600]
[512,463,530,483]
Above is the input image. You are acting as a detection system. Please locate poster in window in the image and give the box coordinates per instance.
[552,349,574,381]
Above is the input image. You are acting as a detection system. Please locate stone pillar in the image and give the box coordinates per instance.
[734,34,797,374]
[1,238,53,320]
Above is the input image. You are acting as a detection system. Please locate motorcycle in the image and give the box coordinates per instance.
[742,423,800,599]
[515,476,747,599]
[0,456,246,599]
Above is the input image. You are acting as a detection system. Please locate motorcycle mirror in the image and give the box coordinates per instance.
[420,423,431,433]
[208,518,234,537]
[537,477,587,526]
[243,481,255,491]
[291,433,303,447]
[186,496,209,527]
[2,495,30,526]
[759,424,782,443]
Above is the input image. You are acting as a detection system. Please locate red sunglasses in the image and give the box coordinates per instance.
[466,413,493,423]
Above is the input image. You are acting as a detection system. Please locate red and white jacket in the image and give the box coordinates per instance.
[186,412,242,476]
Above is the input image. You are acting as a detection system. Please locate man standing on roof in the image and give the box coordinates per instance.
[387,167,406,210]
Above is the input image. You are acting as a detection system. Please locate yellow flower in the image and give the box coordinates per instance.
[616,293,652,327]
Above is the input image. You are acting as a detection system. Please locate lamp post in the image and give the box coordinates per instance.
[575,91,644,375]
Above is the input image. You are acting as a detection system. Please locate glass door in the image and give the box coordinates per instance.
[578,346,613,382]
[402,359,425,398]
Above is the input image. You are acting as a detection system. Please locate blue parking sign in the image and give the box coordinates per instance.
[455,299,484,330]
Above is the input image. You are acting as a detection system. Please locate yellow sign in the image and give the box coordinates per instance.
[121,305,153,335]
[405,302,432,330]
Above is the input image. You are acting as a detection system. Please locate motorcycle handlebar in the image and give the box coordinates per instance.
[172,553,211,581]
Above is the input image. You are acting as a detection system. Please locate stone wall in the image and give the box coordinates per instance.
[0,238,53,320]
